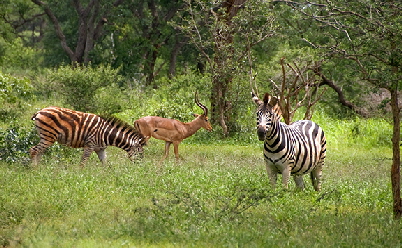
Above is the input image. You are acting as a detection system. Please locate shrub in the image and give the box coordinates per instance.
[0,126,38,163]
[0,37,41,71]
[0,72,34,122]
[43,64,124,112]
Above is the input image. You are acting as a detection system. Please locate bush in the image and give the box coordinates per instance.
[0,72,34,122]
[0,126,38,163]
[150,74,212,121]
[43,64,124,112]
[0,37,41,71]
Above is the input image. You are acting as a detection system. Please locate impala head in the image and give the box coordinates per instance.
[252,92,279,141]
[195,91,213,131]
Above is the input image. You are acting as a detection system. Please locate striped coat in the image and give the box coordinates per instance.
[30,107,146,166]
[252,93,326,191]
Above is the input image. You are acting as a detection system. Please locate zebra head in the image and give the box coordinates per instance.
[127,136,146,161]
[252,92,279,141]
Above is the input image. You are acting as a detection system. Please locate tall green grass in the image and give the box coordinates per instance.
[0,118,399,248]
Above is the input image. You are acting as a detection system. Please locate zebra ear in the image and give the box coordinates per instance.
[263,93,270,105]
[268,96,278,107]
[252,92,262,105]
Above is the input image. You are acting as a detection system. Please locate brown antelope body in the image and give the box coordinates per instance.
[134,93,212,161]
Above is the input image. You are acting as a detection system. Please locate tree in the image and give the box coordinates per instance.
[269,58,326,124]
[0,0,45,46]
[123,0,186,87]
[276,0,401,219]
[177,0,275,135]
[31,0,125,64]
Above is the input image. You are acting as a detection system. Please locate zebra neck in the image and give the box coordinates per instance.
[103,124,131,150]
[264,120,283,145]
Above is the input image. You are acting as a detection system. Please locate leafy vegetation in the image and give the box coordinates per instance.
[0,72,34,122]
[0,136,398,247]
[40,64,124,113]
[0,82,397,246]
[0,0,400,245]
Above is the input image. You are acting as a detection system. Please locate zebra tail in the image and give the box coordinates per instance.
[31,112,38,121]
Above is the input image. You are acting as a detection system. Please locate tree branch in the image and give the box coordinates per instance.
[316,71,369,117]
[31,0,76,61]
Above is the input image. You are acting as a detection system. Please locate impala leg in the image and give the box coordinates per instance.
[173,141,181,162]
[80,147,94,167]
[161,141,172,162]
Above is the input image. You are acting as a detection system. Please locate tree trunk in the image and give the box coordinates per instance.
[31,0,123,65]
[211,72,232,135]
[210,0,247,135]
[390,86,401,219]
[168,36,187,79]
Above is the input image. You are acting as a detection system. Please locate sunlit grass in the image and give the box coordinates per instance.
[0,115,400,247]
[1,137,399,247]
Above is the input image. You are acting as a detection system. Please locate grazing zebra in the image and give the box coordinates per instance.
[252,92,326,191]
[30,106,146,166]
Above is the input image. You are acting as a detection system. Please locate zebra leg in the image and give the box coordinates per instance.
[281,166,292,190]
[30,138,56,166]
[310,166,323,191]
[95,148,107,166]
[265,163,278,189]
[30,147,41,166]
[311,140,326,191]
[30,148,43,166]
[80,147,95,167]
[293,175,305,190]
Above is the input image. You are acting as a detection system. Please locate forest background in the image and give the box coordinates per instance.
[0,0,401,246]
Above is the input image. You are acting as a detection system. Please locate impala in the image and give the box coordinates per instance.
[134,92,212,162]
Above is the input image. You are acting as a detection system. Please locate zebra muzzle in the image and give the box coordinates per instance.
[257,126,266,141]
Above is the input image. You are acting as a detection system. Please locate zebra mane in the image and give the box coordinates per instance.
[267,96,282,119]
[101,115,143,136]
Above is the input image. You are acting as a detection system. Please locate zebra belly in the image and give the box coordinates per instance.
[56,134,85,148]
[263,150,292,174]
[263,150,317,175]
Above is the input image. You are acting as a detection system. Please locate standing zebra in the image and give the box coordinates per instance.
[252,92,326,191]
[30,107,146,166]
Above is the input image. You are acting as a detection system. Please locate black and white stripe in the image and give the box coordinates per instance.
[252,93,326,191]
[30,106,146,166]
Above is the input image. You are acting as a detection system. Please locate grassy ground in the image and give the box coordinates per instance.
[0,137,400,247]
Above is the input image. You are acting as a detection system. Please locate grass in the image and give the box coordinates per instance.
[0,136,400,247]
[0,111,400,247]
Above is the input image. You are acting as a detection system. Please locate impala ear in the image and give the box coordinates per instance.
[193,113,200,117]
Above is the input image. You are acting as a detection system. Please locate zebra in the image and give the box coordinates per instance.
[30,106,146,166]
[252,92,326,191]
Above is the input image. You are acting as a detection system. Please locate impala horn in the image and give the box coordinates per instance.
[195,91,208,116]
